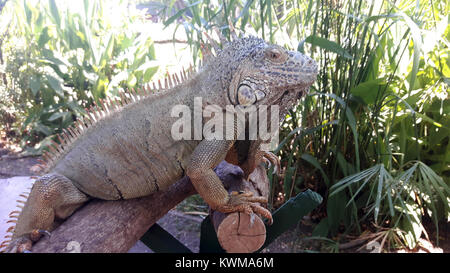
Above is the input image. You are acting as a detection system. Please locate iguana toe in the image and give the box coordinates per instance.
[2,236,32,253]
[1,229,51,253]
[262,151,281,176]
[217,191,273,225]
[30,229,52,241]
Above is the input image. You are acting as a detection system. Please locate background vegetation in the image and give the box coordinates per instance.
[0,0,158,150]
[0,0,448,252]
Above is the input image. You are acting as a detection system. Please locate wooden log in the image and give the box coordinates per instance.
[30,161,269,253]
[31,176,196,253]
[210,161,270,253]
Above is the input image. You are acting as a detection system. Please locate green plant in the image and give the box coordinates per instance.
[160,0,449,250]
[330,161,449,248]
[0,0,158,151]
[1,0,447,251]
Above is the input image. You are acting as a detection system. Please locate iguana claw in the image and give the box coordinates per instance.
[30,229,52,241]
[219,191,273,225]
[2,229,51,253]
[262,151,281,176]
[2,236,32,253]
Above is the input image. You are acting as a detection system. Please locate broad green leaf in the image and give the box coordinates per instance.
[414,112,447,129]
[99,33,115,69]
[304,35,353,60]
[345,107,360,171]
[66,101,84,113]
[397,201,423,249]
[327,192,347,235]
[35,122,53,136]
[48,0,60,25]
[143,66,159,82]
[45,74,64,97]
[283,166,295,197]
[93,76,108,100]
[262,190,323,250]
[23,0,32,25]
[38,26,50,47]
[127,74,137,87]
[109,71,129,87]
[350,78,387,105]
[312,217,329,237]
[398,12,422,93]
[336,152,349,176]
[136,60,159,73]
[300,153,330,186]
[48,111,70,121]
[29,76,40,96]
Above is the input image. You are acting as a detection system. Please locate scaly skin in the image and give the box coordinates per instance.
[2,36,317,252]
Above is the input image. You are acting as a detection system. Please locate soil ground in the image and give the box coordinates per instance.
[0,148,447,253]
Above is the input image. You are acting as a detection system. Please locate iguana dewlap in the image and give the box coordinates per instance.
[2,35,317,252]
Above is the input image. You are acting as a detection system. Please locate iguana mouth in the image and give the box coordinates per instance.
[297,88,308,99]
[277,90,290,104]
[275,86,307,105]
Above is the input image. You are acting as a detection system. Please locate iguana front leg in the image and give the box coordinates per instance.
[186,139,272,223]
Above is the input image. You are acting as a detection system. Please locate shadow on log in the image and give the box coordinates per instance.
[31,161,271,253]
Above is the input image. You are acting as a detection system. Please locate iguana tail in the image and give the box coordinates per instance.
[0,186,31,252]
[1,174,90,252]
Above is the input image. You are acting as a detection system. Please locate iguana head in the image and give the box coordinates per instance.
[216,36,318,110]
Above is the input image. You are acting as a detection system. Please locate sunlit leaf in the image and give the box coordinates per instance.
[350,78,388,105]
[45,74,64,97]
[304,35,353,60]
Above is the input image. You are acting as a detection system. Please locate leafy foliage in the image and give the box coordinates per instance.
[159,0,449,250]
[0,0,448,251]
[0,0,157,151]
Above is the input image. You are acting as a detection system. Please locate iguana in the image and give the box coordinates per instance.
[2,34,317,253]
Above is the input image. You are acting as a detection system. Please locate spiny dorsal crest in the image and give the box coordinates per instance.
[0,186,32,252]
[35,65,198,175]
[35,27,264,175]
[200,22,265,63]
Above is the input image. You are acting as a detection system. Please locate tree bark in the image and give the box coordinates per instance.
[31,177,196,253]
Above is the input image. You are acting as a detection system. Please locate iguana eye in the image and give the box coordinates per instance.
[237,84,256,106]
[270,51,280,59]
[265,47,287,63]
[265,48,282,61]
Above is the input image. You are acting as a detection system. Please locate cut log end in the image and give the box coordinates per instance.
[211,162,270,253]
[216,212,266,253]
